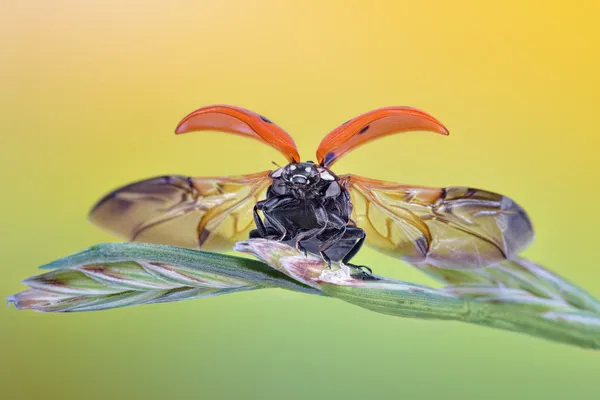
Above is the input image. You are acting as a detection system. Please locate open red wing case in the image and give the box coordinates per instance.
[176,105,300,163]
[316,106,449,167]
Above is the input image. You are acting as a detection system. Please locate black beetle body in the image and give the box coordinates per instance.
[249,161,370,274]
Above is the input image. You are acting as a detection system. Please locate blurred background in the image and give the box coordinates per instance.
[1,1,599,399]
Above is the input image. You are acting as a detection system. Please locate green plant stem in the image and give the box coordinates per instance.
[8,240,600,350]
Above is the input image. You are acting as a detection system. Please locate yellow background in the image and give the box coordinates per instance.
[2,1,599,399]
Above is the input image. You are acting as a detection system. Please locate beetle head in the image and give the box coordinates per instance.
[270,161,336,189]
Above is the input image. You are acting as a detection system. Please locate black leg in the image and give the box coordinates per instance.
[319,229,346,251]
[320,251,332,269]
[317,214,347,254]
[253,201,268,237]
[260,196,299,241]
[346,263,373,275]
[309,212,349,268]
[337,228,375,277]
[294,227,324,256]
[295,204,328,256]
[262,213,288,241]
[340,228,366,265]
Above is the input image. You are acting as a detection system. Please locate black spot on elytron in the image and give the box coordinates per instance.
[323,152,336,166]
[441,187,447,199]
[358,125,370,134]
[260,115,272,123]
[187,177,194,188]
[163,176,173,184]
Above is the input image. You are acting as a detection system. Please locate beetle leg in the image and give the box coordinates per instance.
[339,227,366,265]
[294,204,328,257]
[347,263,373,275]
[316,213,350,269]
[295,227,326,257]
[317,214,347,254]
[260,196,299,241]
[320,251,332,269]
[296,241,308,257]
[294,228,321,256]
[263,213,288,241]
[253,200,268,237]
[331,227,374,277]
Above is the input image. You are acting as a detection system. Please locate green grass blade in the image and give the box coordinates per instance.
[235,240,600,350]
[8,239,600,349]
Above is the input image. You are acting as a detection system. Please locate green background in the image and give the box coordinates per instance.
[2,1,599,399]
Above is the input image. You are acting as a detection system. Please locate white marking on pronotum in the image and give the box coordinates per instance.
[270,168,284,178]
[318,169,335,181]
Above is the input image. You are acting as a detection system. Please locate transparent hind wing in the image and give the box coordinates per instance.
[89,172,271,252]
[342,175,534,269]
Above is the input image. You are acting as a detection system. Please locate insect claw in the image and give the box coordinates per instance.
[295,241,308,257]
[319,252,332,269]
[361,265,373,275]
[343,262,375,279]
